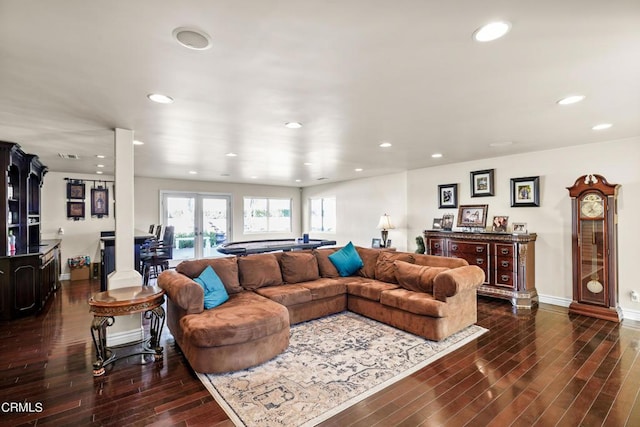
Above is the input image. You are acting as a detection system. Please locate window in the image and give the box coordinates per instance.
[310,197,336,233]
[244,197,292,233]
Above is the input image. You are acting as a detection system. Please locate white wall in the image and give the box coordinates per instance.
[41,172,116,275]
[406,137,640,317]
[302,172,408,251]
[134,177,302,242]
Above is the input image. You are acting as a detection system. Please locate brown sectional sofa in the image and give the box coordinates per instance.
[158,246,485,374]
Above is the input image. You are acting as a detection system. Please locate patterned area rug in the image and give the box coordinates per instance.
[197,312,487,427]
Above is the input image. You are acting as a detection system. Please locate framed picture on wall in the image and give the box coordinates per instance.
[67,201,85,220]
[438,183,458,208]
[67,182,85,200]
[91,188,109,216]
[510,176,540,207]
[470,169,495,197]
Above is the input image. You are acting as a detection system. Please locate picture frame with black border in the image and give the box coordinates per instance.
[457,204,489,228]
[386,239,392,248]
[67,182,85,200]
[442,214,454,230]
[91,188,109,217]
[470,169,494,197]
[438,183,458,208]
[67,201,85,220]
[510,176,540,207]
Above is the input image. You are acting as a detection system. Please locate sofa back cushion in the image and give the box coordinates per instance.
[280,252,320,283]
[413,253,468,268]
[394,260,449,293]
[314,248,340,278]
[375,251,416,283]
[175,256,243,294]
[355,246,381,278]
[238,253,284,290]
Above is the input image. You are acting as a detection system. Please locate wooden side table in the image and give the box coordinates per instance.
[88,285,165,376]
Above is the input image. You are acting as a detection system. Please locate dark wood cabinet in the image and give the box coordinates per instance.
[424,230,537,309]
[0,141,58,320]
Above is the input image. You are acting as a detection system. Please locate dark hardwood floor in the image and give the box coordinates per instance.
[1,278,639,426]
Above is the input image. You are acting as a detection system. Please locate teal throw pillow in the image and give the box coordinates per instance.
[193,265,229,309]
[328,241,364,276]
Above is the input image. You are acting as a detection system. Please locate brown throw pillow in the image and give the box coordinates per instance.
[375,251,416,283]
[175,256,243,294]
[237,253,283,290]
[355,246,381,278]
[280,252,320,283]
[314,248,340,278]
[393,260,448,293]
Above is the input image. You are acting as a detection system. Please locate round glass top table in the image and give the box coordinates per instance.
[88,285,165,376]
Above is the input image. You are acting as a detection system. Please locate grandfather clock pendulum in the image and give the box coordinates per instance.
[567,174,621,322]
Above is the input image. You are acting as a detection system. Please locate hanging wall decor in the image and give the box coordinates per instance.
[91,186,109,218]
[65,178,86,220]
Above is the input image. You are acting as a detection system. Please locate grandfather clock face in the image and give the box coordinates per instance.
[577,192,607,305]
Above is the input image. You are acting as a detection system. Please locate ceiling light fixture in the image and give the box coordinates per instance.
[431,153,443,158]
[96,154,105,159]
[97,164,104,168]
[285,122,302,129]
[304,162,313,166]
[592,123,612,131]
[473,21,512,42]
[133,140,144,145]
[379,142,392,148]
[147,93,174,104]
[96,171,103,175]
[172,27,212,50]
[295,179,302,183]
[188,170,198,175]
[355,168,363,172]
[489,141,514,147]
[226,152,238,157]
[557,95,586,105]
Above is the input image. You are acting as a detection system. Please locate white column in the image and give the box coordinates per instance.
[107,128,143,346]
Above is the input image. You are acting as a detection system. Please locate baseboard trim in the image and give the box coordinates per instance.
[60,273,70,281]
[539,293,640,322]
[107,327,144,347]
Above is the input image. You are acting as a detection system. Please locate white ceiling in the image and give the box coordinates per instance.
[1,0,639,187]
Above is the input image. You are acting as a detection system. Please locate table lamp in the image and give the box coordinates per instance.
[377,214,395,248]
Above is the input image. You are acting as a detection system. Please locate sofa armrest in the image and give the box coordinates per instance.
[158,269,204,314]
[433,265,485,302]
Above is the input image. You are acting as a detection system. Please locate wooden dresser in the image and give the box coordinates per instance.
[423,230,537,309]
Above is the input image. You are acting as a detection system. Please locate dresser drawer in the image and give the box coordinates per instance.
[452,253,490,284]
[448,241,489,256]
[496,256,516,272]
[429,239,445,256]
[495,244,514,257]
[494,271,515,288]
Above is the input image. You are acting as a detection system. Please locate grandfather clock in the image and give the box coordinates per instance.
[567,174,621,322]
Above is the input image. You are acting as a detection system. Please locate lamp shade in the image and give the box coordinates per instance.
[377,214,395,230]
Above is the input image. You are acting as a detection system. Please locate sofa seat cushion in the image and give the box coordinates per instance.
[394,260,449,293]
[255,284,312,306]
[280,252,320,283]
[238,253,283,290]
[181,292,289,348]
[176,256,243,294]
[299,278,346,300]
[380,288,448,318]
[347,279,399,301]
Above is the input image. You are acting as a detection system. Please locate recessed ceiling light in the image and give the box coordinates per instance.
[295,179,302,183]
[188,170,198,175]
[96,154,105,159]
[285,122,302,129]
[557,95,586,105]
[97,164,104,168]
[96,171,103,175]
[489,141,514,147]
[172,27,212,50]
[251,176,258,179]
[226,152,238,157]
[379,142,392,148]
[355,168,363,172]
[304,162,313,166]
[133,140,145,145]
[220,173,230,177]
[592,123,612,131]
[147,93,174,104]
[431,153,443,158]
[473,21,511,42]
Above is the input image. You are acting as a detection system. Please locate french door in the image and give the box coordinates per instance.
[160,192,232,261]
